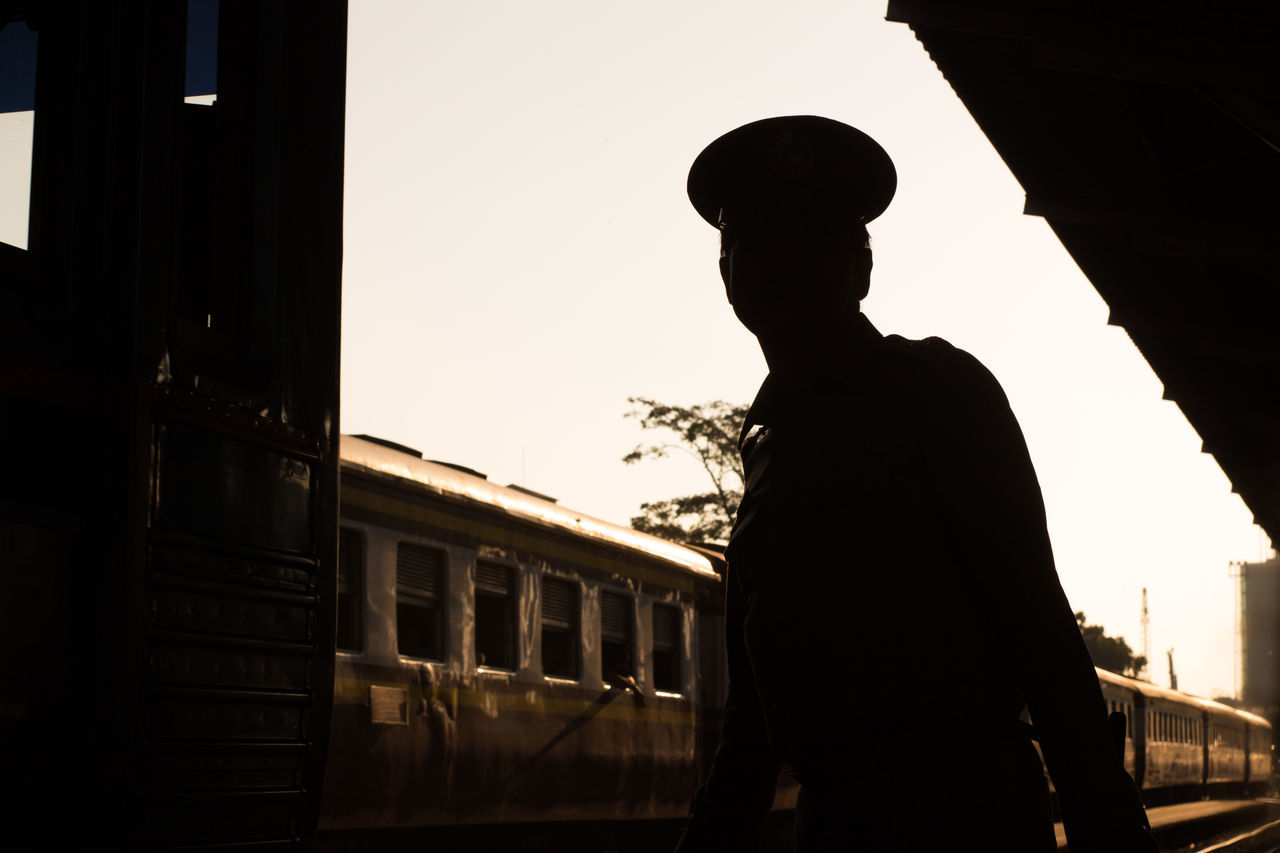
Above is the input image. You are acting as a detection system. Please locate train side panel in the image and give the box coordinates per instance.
[1206,709,1247,785]
[1141,696,1204,790]
[1098,671,1138,778]
[319,465,715,834]
[1239,710,1274,788]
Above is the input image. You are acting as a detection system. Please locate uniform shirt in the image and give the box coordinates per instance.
[676,314,1153,852]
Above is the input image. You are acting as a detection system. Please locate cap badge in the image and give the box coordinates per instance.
[771,132,814,180]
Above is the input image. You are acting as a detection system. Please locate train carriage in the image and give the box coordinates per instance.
[318,436,721,841]
[1206,701,1248,786]
[1039,668,1272,812]
[1139,683,1209,794]
[1098,669,1139,779]
[316,435,1273,848]
[1241,709,1274,789]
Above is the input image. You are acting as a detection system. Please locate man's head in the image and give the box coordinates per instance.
[717,209,872,338]
[688,116,894,342]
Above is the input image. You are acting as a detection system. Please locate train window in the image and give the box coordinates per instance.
[474,561,516,671]
[396,543,445,660]
[600,590,633,685]
[541,576,579,679]
[652,603,681,693]
[337,527,364,652]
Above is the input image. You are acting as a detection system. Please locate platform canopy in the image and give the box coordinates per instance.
[885,1,1280,542]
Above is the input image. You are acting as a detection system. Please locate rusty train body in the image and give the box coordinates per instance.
[317,435,1271,848]
[317,435,733,848]
[1095,670,1272,804]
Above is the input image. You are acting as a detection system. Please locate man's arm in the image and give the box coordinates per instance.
[675,563,782,853]
[930,346,1155,852]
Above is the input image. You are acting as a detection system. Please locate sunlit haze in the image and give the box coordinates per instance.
[0,1,1256,701]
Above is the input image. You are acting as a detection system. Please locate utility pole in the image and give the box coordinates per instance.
[1167,648,1178,691]
[1229,561,1243,701]
[1141,588,1150,680]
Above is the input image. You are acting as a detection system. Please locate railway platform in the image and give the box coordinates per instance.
[1053,799,1280,851]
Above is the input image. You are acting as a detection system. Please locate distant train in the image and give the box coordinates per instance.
[317,434,1271,849]
[1093,669,1272,805]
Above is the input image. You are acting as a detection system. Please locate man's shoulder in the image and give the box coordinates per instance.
[879,334,996,386]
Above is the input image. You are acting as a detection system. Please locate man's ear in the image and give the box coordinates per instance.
[853,247,872,302]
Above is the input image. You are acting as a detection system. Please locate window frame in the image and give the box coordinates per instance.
[539,574,581,682]
[335,525,365,653]
[473,558,519,673]
[394,540,447,662]
[650,601,683,696]
[599,588,635,687]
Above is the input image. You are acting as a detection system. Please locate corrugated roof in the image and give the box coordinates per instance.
[886,0,1280,542]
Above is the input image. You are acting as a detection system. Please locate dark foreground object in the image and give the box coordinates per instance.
[1112,800,1280,853]
[318,800,1280,853]
[318,814,794,853]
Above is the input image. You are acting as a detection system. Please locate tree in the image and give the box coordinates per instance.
[1076,611,1147,679]
[622,397,748,544]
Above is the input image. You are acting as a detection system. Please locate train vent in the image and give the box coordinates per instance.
[353,434,423,458]
[653,604,680,651]
[475,561,514,594]
[507,484,558,503]
[602,591,631,641]
[429,459,488,480]
[543,577,576,627]
[397,544,444,597]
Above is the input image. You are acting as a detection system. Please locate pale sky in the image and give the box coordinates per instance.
[1,1,1269,699]
[338,0,1271,700]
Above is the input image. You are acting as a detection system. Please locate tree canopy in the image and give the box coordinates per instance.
[622,397,747,544]
[1076,611,1147,679]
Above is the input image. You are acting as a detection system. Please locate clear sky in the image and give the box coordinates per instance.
[1,1,1265,700]
[338,0,1273,700]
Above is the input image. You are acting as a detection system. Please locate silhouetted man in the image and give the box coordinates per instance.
[674,116,1156,852]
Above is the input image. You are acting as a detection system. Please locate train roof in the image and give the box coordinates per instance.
[1233,707,1273,730]
[339,434,719,580]
[1096,667,1271,727]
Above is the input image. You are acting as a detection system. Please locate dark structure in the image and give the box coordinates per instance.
[1241,558,1280,712]
[0,3,346,849]
[884,2,1280,546]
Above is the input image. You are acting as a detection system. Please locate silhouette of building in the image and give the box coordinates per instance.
[1241,557,1280,714]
